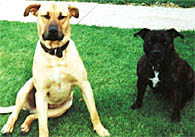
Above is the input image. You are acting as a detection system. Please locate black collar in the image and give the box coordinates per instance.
[40,41,69,58]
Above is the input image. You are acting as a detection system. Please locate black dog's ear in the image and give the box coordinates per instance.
[167,28,184,39]
[134,28,150,39]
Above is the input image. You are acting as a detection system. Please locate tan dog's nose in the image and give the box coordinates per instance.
[43,24,64,41]
[48,25,58,36]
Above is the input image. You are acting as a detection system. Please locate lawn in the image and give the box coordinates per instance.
[0,21,194,137]
[35,0,195,8]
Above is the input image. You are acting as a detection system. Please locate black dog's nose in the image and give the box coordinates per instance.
[152,50,161,58]
[152,50,160,55]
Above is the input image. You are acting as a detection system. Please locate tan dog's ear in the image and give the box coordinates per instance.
[24,4,41,17]
[68,5,79,18]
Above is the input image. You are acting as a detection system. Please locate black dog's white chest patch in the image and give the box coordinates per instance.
[149,68,160,88]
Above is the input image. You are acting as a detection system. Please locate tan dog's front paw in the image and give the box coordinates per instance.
[1,123,14,134]
[21,122,30,134]
[94,123,110,137]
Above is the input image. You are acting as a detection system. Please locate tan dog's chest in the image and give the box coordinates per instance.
[33,41,80,105]
[46,65,74,105]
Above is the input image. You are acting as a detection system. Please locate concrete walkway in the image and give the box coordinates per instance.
[0,0,195,30]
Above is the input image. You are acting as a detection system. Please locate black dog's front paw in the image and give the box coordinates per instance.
[171,111,180,122]
[131,102,142,109]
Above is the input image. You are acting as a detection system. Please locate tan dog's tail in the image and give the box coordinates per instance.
[0,106,15,113]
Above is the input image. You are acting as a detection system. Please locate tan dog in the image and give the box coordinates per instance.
[0,3,110,137]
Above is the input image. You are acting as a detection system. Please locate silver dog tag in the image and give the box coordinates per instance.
[54,49,57,55]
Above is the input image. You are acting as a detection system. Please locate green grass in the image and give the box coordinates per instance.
[0,21,194,137]
[35,0,195,8]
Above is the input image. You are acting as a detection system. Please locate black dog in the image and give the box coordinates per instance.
[131,28,194,122]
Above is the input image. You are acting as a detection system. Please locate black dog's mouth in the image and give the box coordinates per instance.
[147,59,161,71]
[147,50,164,65]
[147,54,163,69]
[149,57,162,65]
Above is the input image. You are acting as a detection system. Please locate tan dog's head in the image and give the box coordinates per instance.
[24,3,79,48]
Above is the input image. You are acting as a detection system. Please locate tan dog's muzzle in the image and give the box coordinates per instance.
[42,22,64,41]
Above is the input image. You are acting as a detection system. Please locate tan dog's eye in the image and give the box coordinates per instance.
[58,15,66,20]
[43,15,50,19]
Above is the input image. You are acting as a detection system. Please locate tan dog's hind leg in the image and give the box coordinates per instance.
[1,78,33,134]
[21,92,73,134]
[79,81,110,137]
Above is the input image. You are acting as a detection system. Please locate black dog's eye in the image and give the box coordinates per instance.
[43,15,50,19]
[148,41,152,46]
[58,15,66,20]
[164,41,168,45]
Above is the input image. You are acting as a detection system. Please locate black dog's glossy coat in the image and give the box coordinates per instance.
[131,28,194,122]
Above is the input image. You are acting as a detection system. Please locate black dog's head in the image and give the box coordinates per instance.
[134,28,184,66]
